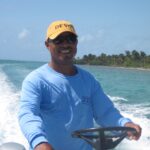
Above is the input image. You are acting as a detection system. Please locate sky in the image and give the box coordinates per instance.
[0,0,150,61]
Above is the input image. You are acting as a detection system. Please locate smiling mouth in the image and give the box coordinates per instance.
[60,49,71,54]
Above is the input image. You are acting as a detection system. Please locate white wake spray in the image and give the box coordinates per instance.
[0,69,28,149]
[109,95,150,150]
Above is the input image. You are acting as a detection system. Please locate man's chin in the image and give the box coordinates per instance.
[59,58,74,65]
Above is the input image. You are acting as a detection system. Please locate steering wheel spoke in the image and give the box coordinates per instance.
[72,127,136,150]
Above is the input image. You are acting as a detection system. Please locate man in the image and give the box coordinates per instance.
[18,20,141,150]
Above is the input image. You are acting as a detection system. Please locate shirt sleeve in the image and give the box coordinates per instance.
[91,80,132,127]
[18,76,48,149]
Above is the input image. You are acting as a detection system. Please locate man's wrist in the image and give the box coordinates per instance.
[34,142,53,150]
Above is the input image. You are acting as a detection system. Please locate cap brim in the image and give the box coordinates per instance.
[49,30,77,40]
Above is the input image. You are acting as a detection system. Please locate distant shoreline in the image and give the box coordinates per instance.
[111,66,150,71]
[74,50,150,70]
[78,64,150,71]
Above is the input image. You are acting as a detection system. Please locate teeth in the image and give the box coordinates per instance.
[61,49,70,54]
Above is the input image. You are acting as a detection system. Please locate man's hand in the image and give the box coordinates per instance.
[125,122,142,140]
[34,142,54,150]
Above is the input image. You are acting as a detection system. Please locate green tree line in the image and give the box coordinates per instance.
[74,50,150,68]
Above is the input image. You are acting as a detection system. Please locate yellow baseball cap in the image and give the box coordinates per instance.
[46,20,77,40]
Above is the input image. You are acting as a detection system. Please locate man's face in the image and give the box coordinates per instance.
[46,32,78,66]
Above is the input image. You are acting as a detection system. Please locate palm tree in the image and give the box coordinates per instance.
[140,51,146,67]
[131,50,140,60]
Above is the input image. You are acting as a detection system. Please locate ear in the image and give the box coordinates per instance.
[45,41,49,47]
[76,39,78,45]
[75,39,78,46]
[45,41,53,51]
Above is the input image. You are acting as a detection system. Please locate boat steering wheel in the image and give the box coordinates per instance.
[72,126,137,150]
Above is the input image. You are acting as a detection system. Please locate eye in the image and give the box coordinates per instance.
[53,37,63,44]
[68,35,77,43]
[52,34,77,45]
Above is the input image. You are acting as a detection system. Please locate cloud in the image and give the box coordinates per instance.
[79,34,94,43]
[18,29,30,40]
[79,29,106,43]
[96,29,105,38]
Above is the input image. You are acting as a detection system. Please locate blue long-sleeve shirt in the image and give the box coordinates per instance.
[18,64,131,150]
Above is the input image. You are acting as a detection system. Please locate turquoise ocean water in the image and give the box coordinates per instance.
[0,60,150,150]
